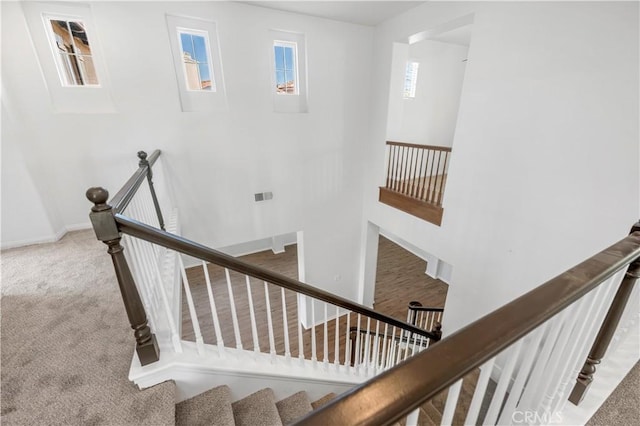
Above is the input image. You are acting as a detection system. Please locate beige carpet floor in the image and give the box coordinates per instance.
[586,361,640,426]
[1,230,175,425]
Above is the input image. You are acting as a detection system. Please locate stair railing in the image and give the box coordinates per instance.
[407,301,443,341]
[87,150,438,373]
[384,141,451,206]
[348,326,430,370]
[294,223,640,425]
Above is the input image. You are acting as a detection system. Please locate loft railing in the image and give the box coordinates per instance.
[384,141,451,206]
[379,141,452,226]
[294,224,640,425]
[86,150,438,370]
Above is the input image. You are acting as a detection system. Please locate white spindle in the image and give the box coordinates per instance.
[323,303,329,367]
[405,408,420,426]
[364,317,372,373]
[484,339,524,425]
[497,325,547,424]
[344,312,351,367]
[355,314,362,373]
[373,321,380,373]
[148,243,182,352]
[380,323,389,370]
[464,357,496,425]
[178,256,204,355]
[387,326,397,369]
[298,296,304,364]
[264,282,276,359]
[517,308,570,411]
[395,327,404,365]
[334,306,340,369]
[224,268,242,350]
[441,379,463,426]
[281,288,291,361]
[311,301,317,363]
[245,276,260,353]
[202,261,224,357]
[122,236,157,327]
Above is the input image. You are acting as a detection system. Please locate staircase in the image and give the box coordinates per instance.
[175,385,336,426]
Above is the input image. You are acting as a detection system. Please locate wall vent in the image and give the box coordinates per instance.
[254,192,273,202]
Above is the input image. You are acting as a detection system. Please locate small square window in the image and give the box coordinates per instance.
[403,61,419,99]
[45,17,99,86]
[274,41,298,95]
[178,29,215,92]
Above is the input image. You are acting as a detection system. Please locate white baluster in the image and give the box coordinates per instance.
[149,245,182,353]
[224,268,242,350]
[298,296,304,364]
[334,306,340,370]
[178,256,204,355]
[373,321,380,373]
[497,325,547,424]
[202,261,224,358]
[343,312,351,367]
[441,379,463,426]
[387,326,397,369]
[364,317,372,374]
[245,276,260,354]
[517,308,570,412]
[484,339,524,425]
[380,323,389,370]
[311,301,317,364]
[281,288,291,362]
[323,303,329,368]
[122,236,157,328]
[464,358,496,425]
[406,408,420,426]
[264,282,276,360]
[355,314,362,374]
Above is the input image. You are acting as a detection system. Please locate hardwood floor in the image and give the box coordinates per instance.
[181,236,448,364]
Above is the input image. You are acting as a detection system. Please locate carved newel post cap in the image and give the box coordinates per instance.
[86,187,109,205]
[137,151,148,161]
[86,187,111,212]
[408,301,423,307]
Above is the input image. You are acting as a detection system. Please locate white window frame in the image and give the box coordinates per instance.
[269,30,307,113]
[21,2,114,113]
[167,15,226,112]
[403,61,419,99]
[176,27,215,92]
[43,15,100,87]
[273,40,299,96]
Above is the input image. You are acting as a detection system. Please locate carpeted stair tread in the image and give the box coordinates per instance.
[276,391,313,425]
[175,385,234,426]
[311,392,337,409]
[232,388,283,426]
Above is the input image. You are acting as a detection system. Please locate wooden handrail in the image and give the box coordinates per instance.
[386,141,452,152]
[293,232,640,426]
[109,150,161,214]
[407,306,444,312]
[114,214,437,340]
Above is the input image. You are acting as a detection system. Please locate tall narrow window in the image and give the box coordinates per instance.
[178,29,214,91]
[274,41,298,95]
[45,17,98,86]
[403,61,419,99]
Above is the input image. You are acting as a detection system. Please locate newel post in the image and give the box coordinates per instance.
[86,187,160,366]
[569,221,640,405]
[138,151,165,231]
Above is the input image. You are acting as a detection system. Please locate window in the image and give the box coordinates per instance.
[403,61,419,99]
[274,41,298,95]
[45,16,98,86]
[178,29,214,91]
[166,15,226,112]
[269,30,307,113]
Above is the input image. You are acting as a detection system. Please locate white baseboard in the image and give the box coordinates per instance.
[0,222,91,250]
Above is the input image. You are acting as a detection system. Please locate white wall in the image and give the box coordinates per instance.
[365,1,639,333]
[387,39,468,147]
[1,1,373,300]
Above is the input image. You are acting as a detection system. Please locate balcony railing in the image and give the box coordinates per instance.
[379,141,452,225]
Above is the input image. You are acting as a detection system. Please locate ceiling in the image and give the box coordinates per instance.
[240,1,427,26]
[430,25,472,47]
